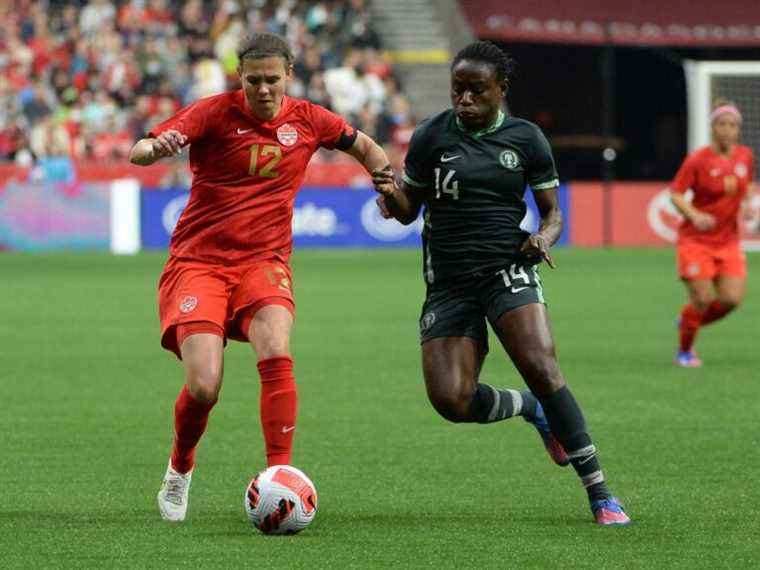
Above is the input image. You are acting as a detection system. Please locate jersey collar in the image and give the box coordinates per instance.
[455,109,505,138]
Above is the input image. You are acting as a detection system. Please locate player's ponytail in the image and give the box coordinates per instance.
[238,32,294,65]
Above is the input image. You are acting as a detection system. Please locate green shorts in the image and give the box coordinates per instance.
[419,263,545,345]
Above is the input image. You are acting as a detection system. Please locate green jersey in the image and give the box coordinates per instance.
[403,109,559,287]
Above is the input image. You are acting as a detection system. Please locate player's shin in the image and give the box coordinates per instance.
[467,384,535,423]
[539,386,611,501]
[679,303,703,351]
[258,356,298,466]
[171,385,217,474]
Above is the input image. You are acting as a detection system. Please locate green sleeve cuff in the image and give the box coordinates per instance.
[402,171,429,188]
[532,179,559,190]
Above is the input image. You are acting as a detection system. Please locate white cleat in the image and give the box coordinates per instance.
[157,462,193,522]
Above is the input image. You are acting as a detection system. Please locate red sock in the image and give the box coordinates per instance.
[258,356,297,467]
[171,385,216,474]
[700,300,732,326]
[679,304,703,352]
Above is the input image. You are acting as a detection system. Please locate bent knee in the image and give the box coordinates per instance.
[255,337,291,359]
[428,388,473,423]
[186,369,222,403]
[521,357,565,398]
[717,296,742,310]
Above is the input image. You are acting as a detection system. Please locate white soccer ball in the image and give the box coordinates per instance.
[244,465,318,535]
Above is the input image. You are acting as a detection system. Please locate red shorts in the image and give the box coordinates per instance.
[158,256,295,358]
[677,240,747,281]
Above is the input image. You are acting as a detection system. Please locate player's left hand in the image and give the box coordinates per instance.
[376,195,392,219]
[520,234,556,268]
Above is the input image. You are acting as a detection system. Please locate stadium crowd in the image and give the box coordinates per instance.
[0,0,415,172]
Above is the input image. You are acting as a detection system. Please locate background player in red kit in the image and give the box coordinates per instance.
[669,100,756,367]
[128,33,393,522]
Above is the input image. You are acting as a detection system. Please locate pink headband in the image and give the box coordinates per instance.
[710,105,742,123]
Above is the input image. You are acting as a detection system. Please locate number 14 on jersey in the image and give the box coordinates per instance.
[434,167,459,200]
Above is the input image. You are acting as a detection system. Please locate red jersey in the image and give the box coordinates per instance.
[671,145,755,247]
[149,91,354,264]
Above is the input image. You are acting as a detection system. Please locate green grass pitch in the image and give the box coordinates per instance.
[2,248,758,568]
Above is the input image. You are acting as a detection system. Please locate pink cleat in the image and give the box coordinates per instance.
[591,497,631,526]
[675,350,703,368]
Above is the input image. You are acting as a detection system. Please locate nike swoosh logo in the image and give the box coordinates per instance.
[281,426,295,433]
[511,286,528,293]
[440,154,461,163]
[578,453,595,465]
[237,128,253,134]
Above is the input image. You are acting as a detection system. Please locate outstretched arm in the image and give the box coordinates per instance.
[129,130,187,166]
[342,131,423,224]
[520,187,562,268]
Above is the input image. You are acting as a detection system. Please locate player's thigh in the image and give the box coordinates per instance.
[422,337,484,412]
[715,275,746,307]
[228,260,295,345]
[419,285,488,400]
[715,245,747,306]
[682,278,714,310]
[248,304,294,359]
[180,331,225,402]
[490,303,564,399]
[158,259,232,358]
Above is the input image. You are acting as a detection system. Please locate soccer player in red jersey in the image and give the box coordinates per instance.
[670,100,756,367]
[128,33,393,522]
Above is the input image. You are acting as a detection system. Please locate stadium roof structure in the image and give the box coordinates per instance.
[462,0,760,46]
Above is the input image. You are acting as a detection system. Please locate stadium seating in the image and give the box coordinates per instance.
[0,0,413,172]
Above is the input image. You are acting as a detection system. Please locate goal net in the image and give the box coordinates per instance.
[685,61,760,249]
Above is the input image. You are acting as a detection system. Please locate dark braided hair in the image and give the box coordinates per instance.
[451,41,515,85]
[237,32,294,65]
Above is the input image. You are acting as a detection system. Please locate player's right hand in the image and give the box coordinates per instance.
[691,211,716,232]
[371,165,397,197]
[151,130,187,158]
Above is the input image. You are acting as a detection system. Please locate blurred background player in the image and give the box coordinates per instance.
[670,100,756,367]
[374,41,630,526]
[129,32,392,522]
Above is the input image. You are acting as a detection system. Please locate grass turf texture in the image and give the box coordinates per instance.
[2,248,758,568]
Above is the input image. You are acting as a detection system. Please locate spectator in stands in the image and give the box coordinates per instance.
[1,0,413,167]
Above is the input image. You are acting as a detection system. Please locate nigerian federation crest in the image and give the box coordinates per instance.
[500,150,520,170]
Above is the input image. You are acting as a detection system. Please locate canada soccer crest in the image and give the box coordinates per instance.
[277,123,298,146]
[179,296,198,313]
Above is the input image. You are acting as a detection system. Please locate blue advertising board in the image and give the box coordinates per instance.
[140,185,569,249]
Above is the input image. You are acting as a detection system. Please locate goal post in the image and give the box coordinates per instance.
[684,60,760,154]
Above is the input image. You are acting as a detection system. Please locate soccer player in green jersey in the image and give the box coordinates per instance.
[374,41,630,525]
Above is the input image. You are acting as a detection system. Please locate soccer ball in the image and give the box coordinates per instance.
[244,465,318,535]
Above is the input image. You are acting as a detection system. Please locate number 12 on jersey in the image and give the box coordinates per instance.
[434,168,459,199]
[249,144,281,178]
